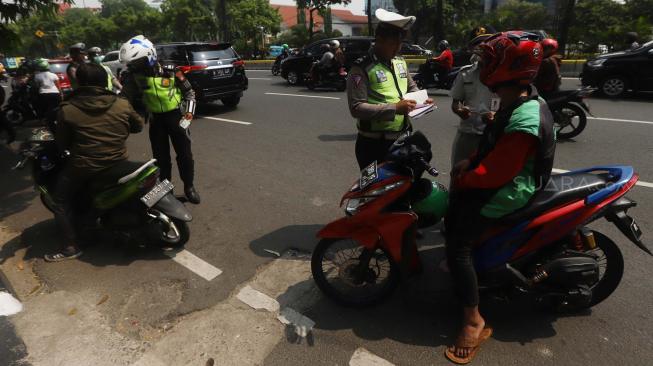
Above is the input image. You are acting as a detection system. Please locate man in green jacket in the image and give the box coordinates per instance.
[46,63,144,262]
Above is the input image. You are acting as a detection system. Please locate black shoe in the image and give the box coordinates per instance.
[185,186,201,204]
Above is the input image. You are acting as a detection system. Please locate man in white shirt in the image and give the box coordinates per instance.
[33,58,62,131]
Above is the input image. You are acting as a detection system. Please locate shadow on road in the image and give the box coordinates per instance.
[249,224,323,259]
[0,143,36,221]
[318,134,357,142]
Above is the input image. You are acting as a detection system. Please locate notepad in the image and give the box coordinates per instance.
[404,90,435,119]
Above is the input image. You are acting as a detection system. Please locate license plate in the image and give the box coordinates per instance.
[360,161,378,190]
[140,180,173,207]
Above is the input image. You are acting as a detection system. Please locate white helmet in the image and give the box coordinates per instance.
[329,40,340,49]
[119,35,157,66]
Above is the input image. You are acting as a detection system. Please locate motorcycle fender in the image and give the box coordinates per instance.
[317,218,380,249]
[605,197,651,255]
[579,101,593,116]
[152,193,193,222]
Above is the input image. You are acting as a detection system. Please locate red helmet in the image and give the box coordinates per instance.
[478,31,543,90]
[541,38,559,58]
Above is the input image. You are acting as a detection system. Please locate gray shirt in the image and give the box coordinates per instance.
[449,63,496,135]
[347,54,420,123]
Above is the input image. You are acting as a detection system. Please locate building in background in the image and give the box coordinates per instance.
[272,5,367,37]
[366,0,397,15]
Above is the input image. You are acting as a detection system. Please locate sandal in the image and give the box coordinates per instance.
[444,327,493,364]
[44,249,83,262]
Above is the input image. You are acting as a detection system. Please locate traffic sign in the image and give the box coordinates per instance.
[35,30,45,38]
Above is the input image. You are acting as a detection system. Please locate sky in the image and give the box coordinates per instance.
[73,0,367,15]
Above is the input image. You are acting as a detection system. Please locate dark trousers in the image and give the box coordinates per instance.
[355,134,396,170]
[444,191,495,307]
[52,166,95,246]
[38,93,61,131]
[149,110,194,186]
[0,109,16,143]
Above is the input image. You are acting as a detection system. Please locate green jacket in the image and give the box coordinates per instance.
[57,87,144,172]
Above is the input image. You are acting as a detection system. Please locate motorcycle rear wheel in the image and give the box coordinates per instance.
[586,231,624,307]
[311,238,399,307]
[554,103,587,139]
[5,108,25,126]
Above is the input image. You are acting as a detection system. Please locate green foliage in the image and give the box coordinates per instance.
[228,0,281,53]
[484,0,548,31]
[0,0,73,50]
[160,0,218,41]
[274,25,342,48]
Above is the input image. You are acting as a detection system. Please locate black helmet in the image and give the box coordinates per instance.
[88,47,102,55]
[437,40,450,52]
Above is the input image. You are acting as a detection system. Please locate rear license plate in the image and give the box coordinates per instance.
[360,161,378,189]
[211,68,232,78]
[141,180,173,207]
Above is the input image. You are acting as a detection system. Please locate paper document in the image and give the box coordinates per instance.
[404,89,435,119]
[403,89,429,105]
[408,104,434,118]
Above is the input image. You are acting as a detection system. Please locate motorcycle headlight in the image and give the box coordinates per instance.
[587,58,606,68]
[344,181,405,216]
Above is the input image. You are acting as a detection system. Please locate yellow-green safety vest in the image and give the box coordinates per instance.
[137,75,182,114]
[359,57,409,132]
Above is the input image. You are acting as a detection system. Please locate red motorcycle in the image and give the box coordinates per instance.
[311,131,650,311]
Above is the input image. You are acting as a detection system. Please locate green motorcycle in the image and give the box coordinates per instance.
[16,128,192,248]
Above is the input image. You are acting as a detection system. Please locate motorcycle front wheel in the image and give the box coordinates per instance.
[553,103,587,139]
[5,108,25,126]
[311,238,399,307]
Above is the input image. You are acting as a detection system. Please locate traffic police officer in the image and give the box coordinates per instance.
[119,35,201,204]
[347,9,432,170]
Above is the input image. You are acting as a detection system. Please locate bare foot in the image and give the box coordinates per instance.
[452,318,486,358]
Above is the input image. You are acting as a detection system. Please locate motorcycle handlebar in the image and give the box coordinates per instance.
[419,158,439,177]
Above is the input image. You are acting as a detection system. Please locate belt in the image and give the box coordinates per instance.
[358,130,404,140]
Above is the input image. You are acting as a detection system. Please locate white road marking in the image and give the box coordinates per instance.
[236,285,280,312]
[588,116,653,125]
[0,291,23,316]
[165,249,222,281]
[552,168,653,188]
[264,92,341,100]
[246,69,270,72]
[248,77,272,80]
[277,307,315,337]
[562,77,579,80]
[349,348,395,366]
[202,116,253,125]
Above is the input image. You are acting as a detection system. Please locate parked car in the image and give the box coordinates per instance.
[581,40,653,98]
[155,42,248,106]
[47,59,73,96]
[401,43,432,57]
[281,37,374,85]
[102,50,122,79]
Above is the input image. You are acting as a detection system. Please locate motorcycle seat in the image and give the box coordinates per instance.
[88,160,157,193]
[503,173,608,222]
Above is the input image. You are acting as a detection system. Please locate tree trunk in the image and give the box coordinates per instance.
[218,0,228,42]
[434,0,444,42]
[367,0,372,36]
[558,0,576,56]
[309,8,316,41]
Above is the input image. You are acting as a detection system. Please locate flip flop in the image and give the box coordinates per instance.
[444,327,493,365]
[44,249,83,262]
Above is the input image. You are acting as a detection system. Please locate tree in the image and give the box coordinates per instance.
[1,0,73,50]
[160,0,218,41]
[484,0,548,31]
[228,0,281,53]
[295,0,351,41]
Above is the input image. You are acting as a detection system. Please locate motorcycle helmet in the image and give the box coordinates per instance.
[35,58,49,71]
[329,40,340,49]
[282,43,289,50]
[88,47,103,64]
[478,31,543,90]
[119,35,157,67]
[437,40,450,52]
[541,38,558,58]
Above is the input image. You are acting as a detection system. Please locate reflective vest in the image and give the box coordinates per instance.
[101,65,113,91]
[359,57,409,132]
[137,74,182,114]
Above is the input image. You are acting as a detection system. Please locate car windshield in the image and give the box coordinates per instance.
[48,63,69,73]
[189,44,236,61]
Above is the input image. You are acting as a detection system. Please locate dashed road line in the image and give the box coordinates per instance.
[552,168,653,189]
[165,249,222,281]
[588,116,653,125]
[202,116,253,125]
[248,77,272,80]
[349,348,395,366]
[0,291,23,316]
[264,92,341,100]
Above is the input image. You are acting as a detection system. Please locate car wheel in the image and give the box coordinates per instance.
[601,76,628,97]
[287,70,300,86]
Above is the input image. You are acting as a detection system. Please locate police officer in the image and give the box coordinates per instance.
[119,35,200,204]
[347,9,432,170]
[88,47,123,92]
[67,43,87,90]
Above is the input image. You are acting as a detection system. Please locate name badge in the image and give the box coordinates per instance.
[397,63,407,78]
[161,78,171,88]
[375,70,387,83]
[490,97,500,112]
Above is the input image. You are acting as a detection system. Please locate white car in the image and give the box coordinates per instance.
[102,51,123,78]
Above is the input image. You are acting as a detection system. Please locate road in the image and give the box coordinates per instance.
[1,75,652,366]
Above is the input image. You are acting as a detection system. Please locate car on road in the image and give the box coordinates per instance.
[47,59,73,96]
[102,50,123,78]
[155,42,248,106]
[581,40,653,98]
[281,36,374,85]
[401,43,432,57]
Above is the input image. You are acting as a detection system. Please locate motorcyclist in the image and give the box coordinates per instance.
[312,42,336,83]
[66,43,87,90]
[533,38,561,96]
[46,63,144,262]
[444,32,555,364]
[33,58,62,131]
[88,46,123,92]
[119,35,201,204]
[431,40,453,82]
[281,43,291,58]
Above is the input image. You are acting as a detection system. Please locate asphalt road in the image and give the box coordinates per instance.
[1,75,652,366]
